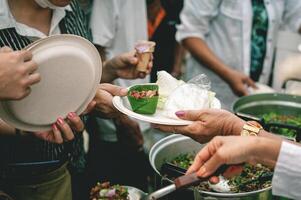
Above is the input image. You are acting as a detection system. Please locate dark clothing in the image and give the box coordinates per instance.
[150,0,184,82]
[0,1,91,174]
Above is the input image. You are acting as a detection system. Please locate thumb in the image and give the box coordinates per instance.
[197,153,224,177]
[122,51,138,65]
[175,110,207,121]
[99,83,128,96]
[245,77,257,89]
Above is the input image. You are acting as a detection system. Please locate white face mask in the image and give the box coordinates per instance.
[34,0,60,9]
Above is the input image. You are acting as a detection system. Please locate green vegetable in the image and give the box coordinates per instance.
[262,113,301,139]
[169,154,272,193]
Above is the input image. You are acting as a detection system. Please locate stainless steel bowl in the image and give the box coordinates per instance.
[149,134,272,200]
[232,93,301,116]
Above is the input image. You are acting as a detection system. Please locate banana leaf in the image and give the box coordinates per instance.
[127,84,159,114]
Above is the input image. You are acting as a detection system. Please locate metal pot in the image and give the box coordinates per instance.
[149,134,272,200]
[232,93,301,141]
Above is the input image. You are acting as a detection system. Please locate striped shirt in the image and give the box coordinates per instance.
[0,0,92,172]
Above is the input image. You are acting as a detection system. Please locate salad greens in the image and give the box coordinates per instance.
[262,113,301,139]
[170,154,272,193]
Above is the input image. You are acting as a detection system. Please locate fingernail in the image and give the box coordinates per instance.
[68,112,76,118]
[121,88,128,94]
[57,117,64,125]
[197,166,206,176]
[52,124,58,130]
[175,111,185,117]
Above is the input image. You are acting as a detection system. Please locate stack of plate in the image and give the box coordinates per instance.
[0,34,102,132]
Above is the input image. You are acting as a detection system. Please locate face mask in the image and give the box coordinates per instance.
[34,0,61,9]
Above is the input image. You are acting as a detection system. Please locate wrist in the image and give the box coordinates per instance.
[102,60,118,82]
[253,137,282,167]
[229,117,245,136]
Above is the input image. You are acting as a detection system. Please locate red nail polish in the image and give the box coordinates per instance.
[52,124,58,130]
[175,111,185,117]
[68,112,76,118]
[57,117,64,125]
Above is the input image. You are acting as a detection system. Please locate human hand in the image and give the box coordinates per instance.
[102,51,153,82]
[92,83,127,118]
[225,69,256,96]
[0,47,41,100]
[114,115,144,151]
[153,109,245,143]
[33,112,84,144]
[186,136,281,178]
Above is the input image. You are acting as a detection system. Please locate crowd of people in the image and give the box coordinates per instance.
[0,0,300,200]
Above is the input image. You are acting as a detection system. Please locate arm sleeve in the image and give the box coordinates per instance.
[282,0,301,32]
[272,141,301,199]
[89,0,118,47]
[176,0,221,43]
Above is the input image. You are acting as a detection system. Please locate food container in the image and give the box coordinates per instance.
[127,84,159,114]
[135,41,156,72]
[233,93,301,141]
[149,134,273,200]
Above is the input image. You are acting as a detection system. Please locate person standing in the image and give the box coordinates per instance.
[87,0,151,192]
[177,0,301,108]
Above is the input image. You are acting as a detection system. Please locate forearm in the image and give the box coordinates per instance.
[253,137,282,167]
[172,42,186,71]
[101,60,118,83]
[182,37,233,82]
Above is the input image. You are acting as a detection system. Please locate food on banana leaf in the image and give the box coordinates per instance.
[127,84,159,114]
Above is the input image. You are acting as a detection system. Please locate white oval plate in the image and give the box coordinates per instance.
[0,34,102,131]
[112,96,221,125]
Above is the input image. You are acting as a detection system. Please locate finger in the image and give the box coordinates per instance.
[187,145,211,174]
[52,124,63,144]
[67,112,84,132]
[138,72,146,78]
[152,124,186,134]
[209,176,220,184]
[175,110,208,121]
[56,117,74,141]
[24,60,38,73]
[197,153,224,177]
[82,100,96,115]
[0,46,13,53]
[245,77,257,89]
[98,83,128,96]
[20,87,31,99]
[27,73,41,86]
[21,50,33,62]
[222,165,244,179]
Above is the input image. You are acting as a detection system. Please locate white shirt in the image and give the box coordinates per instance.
[272,141,301,199]
[90,0,149,141]
[176,0,301,109]
[177,0,301,84]
[0,0,71,39]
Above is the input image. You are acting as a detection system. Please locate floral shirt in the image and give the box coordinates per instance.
[250,0,269,81]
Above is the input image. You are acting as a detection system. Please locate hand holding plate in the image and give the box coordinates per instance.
[0,47,41,100]
[33,112,84,144]
[92,83,128,118]
[153,109,245,143]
